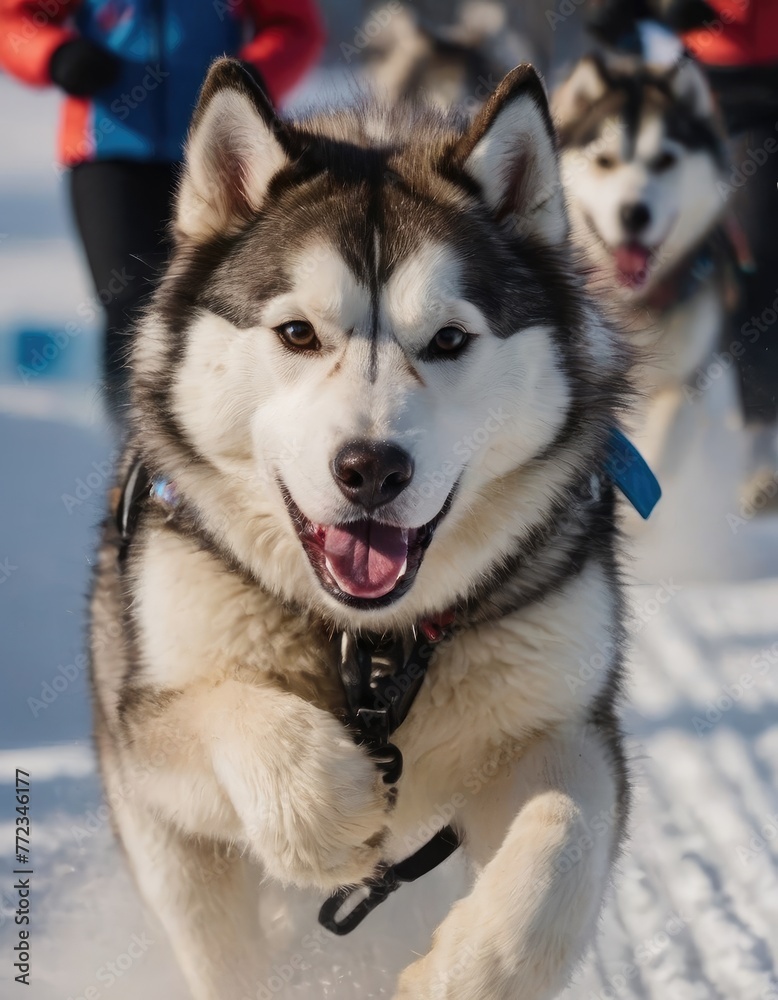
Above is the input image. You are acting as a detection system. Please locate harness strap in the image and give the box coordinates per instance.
[318,825,460,935]
[114,436,660,936]
[116,458,150,564]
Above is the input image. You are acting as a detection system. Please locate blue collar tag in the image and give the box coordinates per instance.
[605,428,661,519]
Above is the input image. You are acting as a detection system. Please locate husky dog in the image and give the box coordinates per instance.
[91,58,634,1000]
[360,2,533,109]
[554,56,735,442]
[553,54,747,574]
[554,52,734,400]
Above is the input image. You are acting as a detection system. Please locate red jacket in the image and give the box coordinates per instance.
[683,0,778,66]
[0,0,325,164]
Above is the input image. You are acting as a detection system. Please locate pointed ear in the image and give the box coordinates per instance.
[552,55,609,129]
[666,56,714,118]
[450,64,567,245]
[175,58,291,243]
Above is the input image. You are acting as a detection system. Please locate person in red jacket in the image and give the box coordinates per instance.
[0,0,325,426]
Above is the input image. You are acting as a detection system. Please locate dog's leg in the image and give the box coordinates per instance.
[117,678,392,890]
[393,721,625,1000]
[109,770,268,1000]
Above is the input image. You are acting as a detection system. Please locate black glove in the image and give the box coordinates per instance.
[49,38,120,97]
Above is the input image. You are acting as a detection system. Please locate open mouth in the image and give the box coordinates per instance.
[581,213,662,292]
[613,241,654,289]
[280,484,455,609]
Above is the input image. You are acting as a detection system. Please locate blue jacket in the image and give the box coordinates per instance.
[0,0,325,164]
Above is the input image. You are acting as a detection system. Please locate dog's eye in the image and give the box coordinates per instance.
[425,326,470,359]
[274,321,320,351]
[651,151,677,173]
[596,154,616,170]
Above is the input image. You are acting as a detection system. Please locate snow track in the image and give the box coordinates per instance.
[1,73,776,1000]
[1,576,776,999]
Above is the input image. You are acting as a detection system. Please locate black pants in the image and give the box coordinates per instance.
[706,66,778,426]
[69,160,178,424]
[722,126,778,426]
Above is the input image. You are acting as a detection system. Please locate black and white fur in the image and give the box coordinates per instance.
[91,59,634,1000]
[553,53,738,483]
[360,1,532,110]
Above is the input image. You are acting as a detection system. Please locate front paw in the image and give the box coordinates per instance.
[394,956,435,1000]
[239,709,395,890]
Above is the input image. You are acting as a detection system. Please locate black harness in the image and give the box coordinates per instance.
[320,627,461,934]
[115,458,462,934]
[115,433,661,934]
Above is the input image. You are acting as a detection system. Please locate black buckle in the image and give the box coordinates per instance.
[366,740,403,784]
[318,868,401,936]
[325,630,460,934]
[318,825,460,935]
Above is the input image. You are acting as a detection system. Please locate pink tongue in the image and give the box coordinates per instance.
[322,521,409,599]
[614,242,651,287]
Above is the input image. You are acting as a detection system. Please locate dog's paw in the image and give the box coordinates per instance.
[235,705,395,890]
[393,956,435,1000]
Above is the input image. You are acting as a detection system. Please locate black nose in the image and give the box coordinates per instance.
[331,441,414,510]
[620,202,651,235]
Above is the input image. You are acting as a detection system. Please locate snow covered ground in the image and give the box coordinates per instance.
[1,73,777,999]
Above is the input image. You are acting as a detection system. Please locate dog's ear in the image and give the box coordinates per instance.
[451,64,567,245]
[666,56,714,118]
[552,55,609,128]
[175,58,291,243]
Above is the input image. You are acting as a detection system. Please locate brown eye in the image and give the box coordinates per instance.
[274,321,319,351]
[596,154,616,170]
[426,326,470,359]
[651,151,677,173]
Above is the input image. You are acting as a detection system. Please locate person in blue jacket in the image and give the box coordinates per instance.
[0,0,325,425]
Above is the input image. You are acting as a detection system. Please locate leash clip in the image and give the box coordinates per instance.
[318,824,460,935]
[318,868,401,936]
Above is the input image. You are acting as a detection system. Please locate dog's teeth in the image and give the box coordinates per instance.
[398,557,408,578]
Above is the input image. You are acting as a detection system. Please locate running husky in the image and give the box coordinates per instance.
[553,55,736,447]
[553,54,746,574]
[91,58,634,1000]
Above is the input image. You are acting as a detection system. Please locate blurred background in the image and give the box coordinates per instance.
[0,1,776,997]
